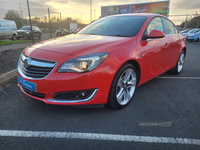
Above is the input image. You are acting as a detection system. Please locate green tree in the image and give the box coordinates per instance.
[4,10,22,29]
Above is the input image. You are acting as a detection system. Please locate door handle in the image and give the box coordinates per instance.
[164,43,169,48]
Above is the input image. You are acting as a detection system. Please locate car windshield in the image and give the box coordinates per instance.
[78,16,147,37]
[188,29,197,33]
[181,30,188,33]
[194,30,200,34]
[20,26,31,30]
[58,28,66,32]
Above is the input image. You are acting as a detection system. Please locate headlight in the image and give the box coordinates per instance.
[26,32,30,34]
[58,53,109,73]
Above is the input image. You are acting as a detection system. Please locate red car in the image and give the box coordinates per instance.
[17,14,186,109]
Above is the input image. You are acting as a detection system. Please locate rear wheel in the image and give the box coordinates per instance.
[169,51,185,75]
[107,63,138,109]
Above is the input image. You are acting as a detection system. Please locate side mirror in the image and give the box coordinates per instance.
[143,29,165,40]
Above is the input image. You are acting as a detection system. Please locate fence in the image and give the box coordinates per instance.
[1,0,200,42]
[0,0,86,43]
[169,14,200,30]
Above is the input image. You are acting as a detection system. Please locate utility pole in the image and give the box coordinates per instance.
[197,16,200,28]
[19,3,24,26]
[27,0,34,44]
[167,0,170,18]
[48,7,52,38]
[90,0,92,22]
[184,15,188,29]
[60,12,62,35]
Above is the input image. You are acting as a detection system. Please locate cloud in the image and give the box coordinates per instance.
[172,0,200,10]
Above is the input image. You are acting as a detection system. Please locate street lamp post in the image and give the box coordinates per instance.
[81,14,84,23]
[19,3,24,26]
[90,0,92,22]
[92,9,96,21]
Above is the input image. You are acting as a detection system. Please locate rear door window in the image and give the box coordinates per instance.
[162,18,176,35]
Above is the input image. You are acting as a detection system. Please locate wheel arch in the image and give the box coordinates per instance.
[182,47,186,57]
[11,33,17,40]
[125,59,141,86]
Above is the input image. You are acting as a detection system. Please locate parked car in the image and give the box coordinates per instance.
[0,20,18,40]
[181,29,190,34]
[55,28,70,36]
[17,14,186,109]
[69,29,76,33]
[186,30,200,42]
[17,26,42,39]
[182,29,200,37]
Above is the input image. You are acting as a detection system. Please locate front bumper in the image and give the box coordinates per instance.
[17,63,116,106]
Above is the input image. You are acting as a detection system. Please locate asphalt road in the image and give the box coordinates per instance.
[0,42,200,150]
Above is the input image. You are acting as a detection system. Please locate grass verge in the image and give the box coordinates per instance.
[0,40,39,46]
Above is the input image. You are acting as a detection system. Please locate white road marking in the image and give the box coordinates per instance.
[157,77,200,80]
[0,130,200,145]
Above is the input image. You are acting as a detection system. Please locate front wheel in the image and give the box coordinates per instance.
[107,63,138,109]
[12,34,17,41]
[169,51,185,75]
[38,34,41,39]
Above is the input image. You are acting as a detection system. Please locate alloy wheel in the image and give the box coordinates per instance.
[116,68,136,105]
[178,52,185,73]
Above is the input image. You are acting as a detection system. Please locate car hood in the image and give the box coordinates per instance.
[188,33,200,37]
[24,34,134,57]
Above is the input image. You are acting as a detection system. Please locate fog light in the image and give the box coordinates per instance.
[53,89,96,101]
[75,92,86,98]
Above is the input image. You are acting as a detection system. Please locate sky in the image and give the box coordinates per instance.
[0,0,200,25]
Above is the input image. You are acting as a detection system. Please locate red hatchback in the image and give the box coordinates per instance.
[17,14,186,109]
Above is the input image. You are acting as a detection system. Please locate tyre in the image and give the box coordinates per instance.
[197,38,200,42]
[169,51,185,75]
[12,34,17,41]
[38,34,41,39]
[107,63,138,109]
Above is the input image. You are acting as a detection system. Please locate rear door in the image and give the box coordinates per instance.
[161,17,180,66]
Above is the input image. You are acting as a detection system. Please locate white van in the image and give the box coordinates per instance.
[0,20,18,40]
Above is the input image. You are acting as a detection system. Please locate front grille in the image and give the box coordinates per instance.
[22,86,45,98]
[18,32,24,35]
[19,55,56,79]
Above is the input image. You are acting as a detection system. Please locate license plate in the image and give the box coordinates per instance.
[17,75,37,92]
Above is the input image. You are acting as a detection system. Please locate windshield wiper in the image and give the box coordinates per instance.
[111,35,130,37]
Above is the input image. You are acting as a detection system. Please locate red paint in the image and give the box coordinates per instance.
[148,29,165,38]
[17,14,186,106]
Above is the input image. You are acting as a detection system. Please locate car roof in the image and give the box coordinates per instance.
[106,13,166,18]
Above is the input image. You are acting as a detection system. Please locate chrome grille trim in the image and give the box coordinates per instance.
[18,54,57,80]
